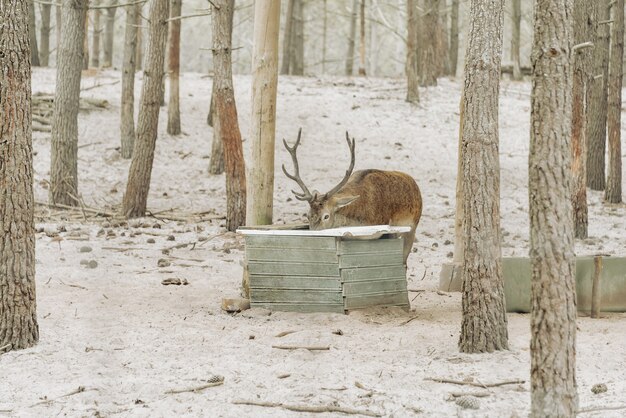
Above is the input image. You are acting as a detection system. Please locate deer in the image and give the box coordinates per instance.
[282,129,422,264]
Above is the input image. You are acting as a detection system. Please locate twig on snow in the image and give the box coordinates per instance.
[232,399,382,417]
[272,345,330,351]
[164,381,224,394]
[577,405,626,414]
[425,377,525,388]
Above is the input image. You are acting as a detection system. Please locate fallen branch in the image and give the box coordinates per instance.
[0,343,12,352]
[275,330,297,338]
[272,345,330,351]
[232,400,382,417]
[59,280,88,291]
[425,377,524,388]
[577,405,626,414]
[35,201,116,218]
[30,386,94,407]
[165,381,223,394]
[81,80,120,92]
[448,391,490,398]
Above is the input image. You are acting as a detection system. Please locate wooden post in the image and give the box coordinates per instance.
[247,0,281,226]
[591,255,603,318]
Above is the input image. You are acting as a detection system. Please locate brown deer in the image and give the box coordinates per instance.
[282,129,422,263]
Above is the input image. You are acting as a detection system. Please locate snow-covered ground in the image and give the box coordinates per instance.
[1,68,625,417]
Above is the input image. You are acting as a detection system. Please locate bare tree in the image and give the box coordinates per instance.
[122,0,170,218]
[91,0,102,68]
[83,9,89,69]
[40,2,52,66]
[120,2,140,159]
[136,6,143,71]
[211,0,247,230]
[419,0,440,86]
[605,0,623,203]
[56,4,62,51]
[292,0,304,75]
[510,0,522,80]
[280,0,295,75]
[322,0,327,73]
[458,0,508,354]
[529,0,578,415]
[437,0,450,76]
[449,0,459,76]
[167,0,183,135]
[247,0,281,225]
[586,0,610,190]
[346,0,358,76]
[28,0,40,66]
[103,0,118,68]
[358,0,366,76]
[0,0,39,353]
[406,0,419,103]
[50,0,88,206]
[571,0,595,238]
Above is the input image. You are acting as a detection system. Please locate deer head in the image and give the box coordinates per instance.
[282,129,359,230]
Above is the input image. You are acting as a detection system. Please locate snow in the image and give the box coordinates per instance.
[1,67,625,417]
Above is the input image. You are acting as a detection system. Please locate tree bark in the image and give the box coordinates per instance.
[529,0,578,415]
[40,3,52,66]
[122,0,169,218]
[56,3,62,53]
[458,0,508,354]
[586,0,610,190]
[208,88,225,174]
[438,0,450,76]
[358,0,366,76]
[571,0,594,238]
[83,9,89,69]
[406,0,420,103]
[50,0,88,206]
[605,0,623,203]
[91,0,102,68]
[120,3,139,159]
[103,0,118,68]
[247,0,281,226]
[0,0,39,353]
[212,0,246,231]
[345,0,358,76]
[28,0,40,67]
[136,7,143,71]
[510,0,522,80]
[291,0,304,75]
[449,0,459,76]
[167,0,182,136]
[280,0,295,75]
[419,0,440,86]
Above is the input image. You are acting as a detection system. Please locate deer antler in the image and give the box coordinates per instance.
[282,128,314,202]
[325,131,356,197]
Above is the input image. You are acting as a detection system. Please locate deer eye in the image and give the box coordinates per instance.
[322,213,330,221]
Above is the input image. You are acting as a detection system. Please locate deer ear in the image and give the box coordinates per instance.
[335,195,360,209]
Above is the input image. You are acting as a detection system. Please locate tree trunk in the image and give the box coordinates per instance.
[50,0,88,206]
[56,4,62,53]
[529,0,578,415]
[40,3,52,66]
[449,0,459,77]
[458,0,508,354]
[247,0,281,226]
[571,0,595,238]
[280,0,295,75]
[83,10,89,69]
[91,0,102,68]
[212,0,247,231]
[345,0,358,76]
[510,0,522,80]
[28,0,40,66]
[406,0,420,103]
[438,0,450,76]
[0,0,39,353]
[103,1,118,68]
[605,0,623,203]
[167,0,182,136]
[420,0,440,86]
[120,3,139,159]
[122,0,169,218]
[586,0,610,190]
[322,0,327,74]
[358,0,366,76]
[136,9,143,71]
[291,0,304,75]
[208,90,226,175]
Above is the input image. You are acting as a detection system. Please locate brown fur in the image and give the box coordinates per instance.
[307,169,422,263]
